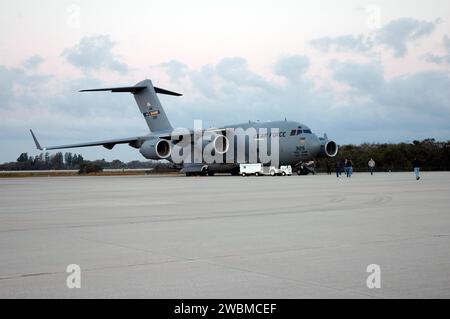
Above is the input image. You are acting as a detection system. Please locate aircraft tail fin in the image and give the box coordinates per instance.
[80,79,181,132]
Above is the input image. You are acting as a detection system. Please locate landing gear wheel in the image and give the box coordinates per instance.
[231,168,240,176]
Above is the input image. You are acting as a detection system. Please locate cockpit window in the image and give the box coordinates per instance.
[292,128,311,135]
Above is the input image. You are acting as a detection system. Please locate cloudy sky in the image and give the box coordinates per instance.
[1,0,449,162]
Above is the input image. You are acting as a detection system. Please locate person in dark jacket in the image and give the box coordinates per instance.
[335,159,343,177]
[326,160,332,175]
[345,158,353,178]
[413,158,421,180]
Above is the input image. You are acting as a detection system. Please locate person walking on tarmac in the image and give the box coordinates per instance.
[413,158,421,180]
[345,158,353,178]
[326,160,332,175]
[368,158,376,175]
[335,159,344,177]
[335,160,340,177]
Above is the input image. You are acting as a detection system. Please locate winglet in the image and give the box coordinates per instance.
[30,129,44,151]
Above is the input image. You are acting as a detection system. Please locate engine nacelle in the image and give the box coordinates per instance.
[139,139,172,160]
[319,140,338,158]
[197,133,230,155]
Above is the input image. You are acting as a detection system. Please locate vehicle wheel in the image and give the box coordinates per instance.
[255,172,259,176]
[186,172,192,177]
[297,169,302,176]
[242,173,246,177]
[282,172,286,176]
[270,171,275,176]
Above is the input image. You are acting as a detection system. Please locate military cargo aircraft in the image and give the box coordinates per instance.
[30,79,338,176]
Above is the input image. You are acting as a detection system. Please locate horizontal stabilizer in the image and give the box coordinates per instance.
[80,86,182,96]
[80,86,146,93]
[154,87,182,96]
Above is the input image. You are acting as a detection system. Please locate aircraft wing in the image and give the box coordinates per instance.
[30,129,144,151]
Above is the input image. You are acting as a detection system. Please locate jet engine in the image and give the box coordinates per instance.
[139,139,172,160]
[318,139,338,158]
[197,133,230,155]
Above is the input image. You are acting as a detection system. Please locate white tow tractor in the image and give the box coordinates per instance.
[264,165,292,176]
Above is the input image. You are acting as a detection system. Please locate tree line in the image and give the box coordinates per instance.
[1,139,450,172]
[0,152,160,171]
[316,139,450,172]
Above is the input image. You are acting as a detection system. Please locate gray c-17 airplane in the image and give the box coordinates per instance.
[30,79,338,176]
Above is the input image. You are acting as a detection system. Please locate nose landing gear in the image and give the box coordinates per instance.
[295,162,316,175]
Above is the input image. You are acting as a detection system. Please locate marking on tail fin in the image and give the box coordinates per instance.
[143,110,160,118]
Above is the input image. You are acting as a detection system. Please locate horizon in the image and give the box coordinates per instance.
[3,137,448,165]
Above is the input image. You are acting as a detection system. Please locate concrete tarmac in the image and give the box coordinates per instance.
[0,172,449,298]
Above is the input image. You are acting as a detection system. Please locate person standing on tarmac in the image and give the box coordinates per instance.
[339,158,345,177]
[326,160,332,175]
[335,160,341,177]
[345,158,353,178]
[368,158,376,175]
[413,158,421,180]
